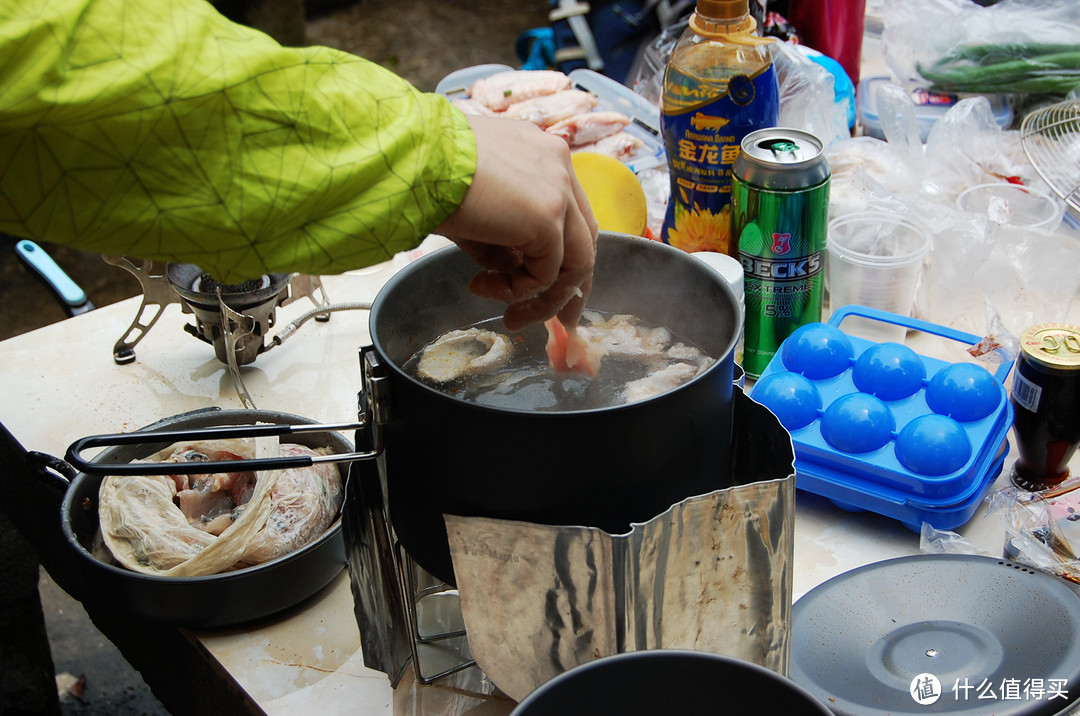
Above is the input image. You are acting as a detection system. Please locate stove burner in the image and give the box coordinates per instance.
[104,255,375,409]
[102,255,337,408]
[190,273,272,295]
[165,263,292,367]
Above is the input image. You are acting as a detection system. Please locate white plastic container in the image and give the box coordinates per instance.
[435,65,666,173]
[856,76,1012,142]
[691,251,745,367]
[955,182,1064,231]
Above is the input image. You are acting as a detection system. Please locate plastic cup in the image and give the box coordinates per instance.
[827,212,931,343]
[956,183,1063,231]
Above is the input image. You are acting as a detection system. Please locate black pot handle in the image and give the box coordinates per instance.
[63,352,395,476]
[64,421,373,475]
[27,450,78,493]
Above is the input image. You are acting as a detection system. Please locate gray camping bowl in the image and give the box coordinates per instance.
[510,649,833,715]
[58,407,349,628]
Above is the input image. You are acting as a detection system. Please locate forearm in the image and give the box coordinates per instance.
[0,0,475,281]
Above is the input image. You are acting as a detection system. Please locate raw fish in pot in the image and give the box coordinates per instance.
[364,232,742,585]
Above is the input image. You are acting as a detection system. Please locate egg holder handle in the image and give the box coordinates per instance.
[828,304,1013,384]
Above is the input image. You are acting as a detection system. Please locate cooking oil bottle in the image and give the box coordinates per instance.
[659,0,779,254]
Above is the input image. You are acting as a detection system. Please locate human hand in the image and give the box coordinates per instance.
[436,114,598,331]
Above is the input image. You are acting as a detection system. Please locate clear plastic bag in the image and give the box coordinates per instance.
[97,437,343,577]
[772,41,852,149]
[880,0,1080,96]
[986,477,1080,584]
[826,88,1080,340]
[919,522,994,557]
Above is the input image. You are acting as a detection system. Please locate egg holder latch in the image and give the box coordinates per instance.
[750,305,1016,532]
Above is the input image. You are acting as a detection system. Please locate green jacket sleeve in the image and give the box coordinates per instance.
[0,0,476,282]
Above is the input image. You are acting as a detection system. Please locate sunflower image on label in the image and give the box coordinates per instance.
[660,66,779,254]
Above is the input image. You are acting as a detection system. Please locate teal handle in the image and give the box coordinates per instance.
[15,240,88,307]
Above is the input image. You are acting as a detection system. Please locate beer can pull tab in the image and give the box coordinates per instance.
[759,138,799,156]
[1041,331,1080,356]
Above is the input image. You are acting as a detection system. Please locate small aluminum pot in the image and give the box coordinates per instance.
[510,650,833,715]
[58,408,349,628]
[364,232,743,584]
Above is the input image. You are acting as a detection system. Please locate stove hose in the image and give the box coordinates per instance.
[267,301,373,350]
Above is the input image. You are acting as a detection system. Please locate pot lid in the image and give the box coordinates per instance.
[789,554,1080,716]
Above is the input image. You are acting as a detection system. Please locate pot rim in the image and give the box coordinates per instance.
[512,648,832,715]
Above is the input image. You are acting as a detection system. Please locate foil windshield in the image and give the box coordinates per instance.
[445,476,793,702]
[346,389,796,702]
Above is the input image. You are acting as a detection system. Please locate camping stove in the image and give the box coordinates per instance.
[103,255,337,406]
[343,389,798,701]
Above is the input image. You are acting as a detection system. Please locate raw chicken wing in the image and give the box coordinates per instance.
[452,97,498,117]
[502,89,599,128]
[469,70,572,112]
[573,131,646,162]
[547,110,631,147]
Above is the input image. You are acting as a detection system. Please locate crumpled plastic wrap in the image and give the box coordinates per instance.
[985,478,1080,584]
[96,437,343,577]
[919,521,994,557]
[880,0,1080,96]
[772,41,852,150]
[826,90,1080,342]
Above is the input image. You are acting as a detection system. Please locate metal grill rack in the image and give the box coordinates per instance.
[1021,98,1080,218]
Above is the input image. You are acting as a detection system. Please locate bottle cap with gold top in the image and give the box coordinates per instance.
[695,0,748,22]
[1019,323,1080,370]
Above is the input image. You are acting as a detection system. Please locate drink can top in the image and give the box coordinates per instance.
[734,127,830,189]
[1019,323,1080,370]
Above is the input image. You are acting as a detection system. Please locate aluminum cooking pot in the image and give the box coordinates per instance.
[67,233,744,588]
[365,231,743,584]
[511,650,833,715]
[57,408,351,628]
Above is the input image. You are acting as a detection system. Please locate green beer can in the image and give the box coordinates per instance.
[730,128,830,379]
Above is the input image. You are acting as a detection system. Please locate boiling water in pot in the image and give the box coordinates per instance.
[405,310,715,411]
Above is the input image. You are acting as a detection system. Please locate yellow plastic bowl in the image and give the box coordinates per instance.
[571,152,648,236]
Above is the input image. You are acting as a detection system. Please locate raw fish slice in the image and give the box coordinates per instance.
[176,480,236,530]
[547,110,631,147]
[623,362,706,404]
[577,312,673,358]
[573,131,646,162]
[469,70,572,111]
[452,97,498,117]
[544,317,602,377]
[502,89,599,128]
[417,328,514,383]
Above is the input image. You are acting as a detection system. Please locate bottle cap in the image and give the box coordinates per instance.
[695,0,748,21]
[691,251,744,300]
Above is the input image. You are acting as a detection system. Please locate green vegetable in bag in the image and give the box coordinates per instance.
[917,42,1080,96]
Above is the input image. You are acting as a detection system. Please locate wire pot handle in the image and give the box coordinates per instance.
[65,421,372,475]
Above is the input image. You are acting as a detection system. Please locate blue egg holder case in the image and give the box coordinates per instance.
[749,305,1015,531]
